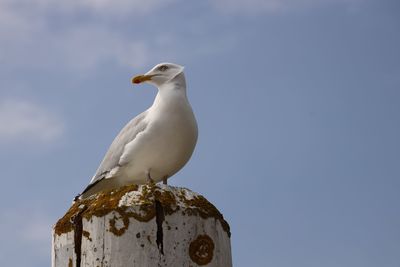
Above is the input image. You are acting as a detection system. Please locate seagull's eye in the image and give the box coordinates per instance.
[157,65,169,72]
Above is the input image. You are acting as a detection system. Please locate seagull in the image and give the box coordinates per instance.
[77,63,198,199]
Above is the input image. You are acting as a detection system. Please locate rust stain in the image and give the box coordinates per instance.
[189,234,215,265]
[68,258,73,267]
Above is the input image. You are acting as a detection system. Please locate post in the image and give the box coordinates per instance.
[52,184,232,267]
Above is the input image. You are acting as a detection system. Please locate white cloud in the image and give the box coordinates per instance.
[71,0,178,16]
[0,0,157,72]
[0,0,260,74]
[0,21,151,72]
[1,0,178,17]
[210,0,366,14]
[0,99,65,143]
[51,25,151,71]
[0,0,366,75]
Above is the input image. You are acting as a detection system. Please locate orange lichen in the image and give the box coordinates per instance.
[82,184,139,220]
[54,184,230,238]
[54,185,139,235]
[184,195,231,237]
[109,208,130,236]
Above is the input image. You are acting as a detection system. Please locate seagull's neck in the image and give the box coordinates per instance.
[152,73,189,109]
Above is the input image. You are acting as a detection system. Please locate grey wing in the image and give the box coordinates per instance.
[89,110,148,185]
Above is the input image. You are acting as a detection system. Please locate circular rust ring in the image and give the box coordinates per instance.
[189,234,215,265]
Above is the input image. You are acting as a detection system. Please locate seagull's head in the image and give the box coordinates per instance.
[132,63,185,88]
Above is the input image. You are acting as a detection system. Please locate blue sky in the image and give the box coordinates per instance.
[0,0,399,266]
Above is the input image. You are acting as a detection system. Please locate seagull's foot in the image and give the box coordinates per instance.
[146,171,155,185]
[162,175,168,185]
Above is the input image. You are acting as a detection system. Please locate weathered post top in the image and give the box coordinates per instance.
[52,184,232,267]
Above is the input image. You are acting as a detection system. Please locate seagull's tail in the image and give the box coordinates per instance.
[74,178,120,201]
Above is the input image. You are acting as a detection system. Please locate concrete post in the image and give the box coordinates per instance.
[52,184,232,267]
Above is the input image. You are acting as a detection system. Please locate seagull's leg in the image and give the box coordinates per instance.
[146,169,155,184]
[162,175,168,185]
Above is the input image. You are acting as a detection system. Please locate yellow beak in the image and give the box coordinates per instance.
[131,74,154,84]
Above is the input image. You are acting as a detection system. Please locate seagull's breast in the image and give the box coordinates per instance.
[120,98,198,183]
